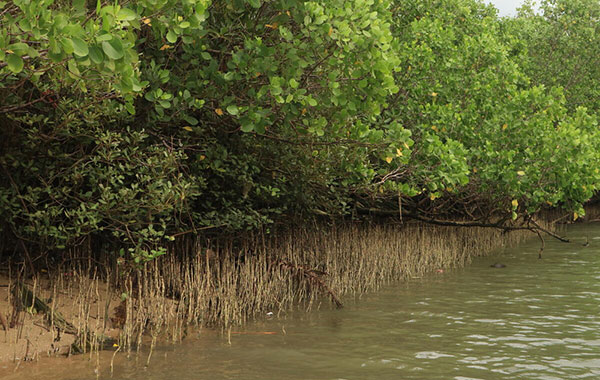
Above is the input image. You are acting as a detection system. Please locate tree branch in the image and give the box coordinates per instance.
[357,207,570,243]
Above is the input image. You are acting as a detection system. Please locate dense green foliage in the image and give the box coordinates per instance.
[2,0,600,262]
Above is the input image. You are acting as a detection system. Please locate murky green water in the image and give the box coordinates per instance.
[10,224,600,379]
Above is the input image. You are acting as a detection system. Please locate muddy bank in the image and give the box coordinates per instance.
[0,213,565,368]
[0,274,124,363]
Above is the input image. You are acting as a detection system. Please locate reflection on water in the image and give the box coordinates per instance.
[8,224,600,379]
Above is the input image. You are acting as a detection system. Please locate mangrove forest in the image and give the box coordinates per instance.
[2,0,600,365]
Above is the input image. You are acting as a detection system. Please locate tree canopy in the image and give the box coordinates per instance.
[2,0,599,262]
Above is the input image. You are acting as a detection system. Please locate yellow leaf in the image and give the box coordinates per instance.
[431,125,438,132]
[574,212,579,221]
[265,23,279,29]
[301,108,307,115]
[517,171,525,176]
[215,108,224,116]
[511,199,518,208]
[396,148,403,157]
[431,92,438,97]
[473,167,478,173]
[142,18,152,25]
[430,193,437,201]
[385,156,393,164]
[502,123,507,130]
[328,27,333,36]
[199,155,206,161]
[159,44,172,50]
[286,10,291,17]
[183,126,193,132]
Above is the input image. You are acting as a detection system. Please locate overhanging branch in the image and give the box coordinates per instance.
[357,207,570,244]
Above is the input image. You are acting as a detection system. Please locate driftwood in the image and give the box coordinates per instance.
[275,260,343,308]
[13,282,116,352]
[13,282,78,335]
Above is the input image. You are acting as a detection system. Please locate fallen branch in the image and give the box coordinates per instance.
[275,260,343,308]
[13,282,77,335]
[13,282,116,352]
[528,218,569,243]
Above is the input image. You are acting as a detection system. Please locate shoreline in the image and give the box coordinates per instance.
[0,213,569,373]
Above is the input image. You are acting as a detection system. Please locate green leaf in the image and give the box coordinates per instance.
[60,38,74,54]
[96,33,113,42]
[71,37,89,57]
[117,8,138,21]
[18,18,31,32]
[73,0,85,11]
[88,45,104,64]
[226,105,239,115]
[8,42,29,56]
[125,101,135,114]
[247,0,261,8]
[6,54,24,73]
[102,38,124,60]
[241,122,255,132]
[67,59,80,77]
[166,30,178,43]
[183,115,199,125]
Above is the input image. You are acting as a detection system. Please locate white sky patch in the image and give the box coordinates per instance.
[486,0,535,17]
